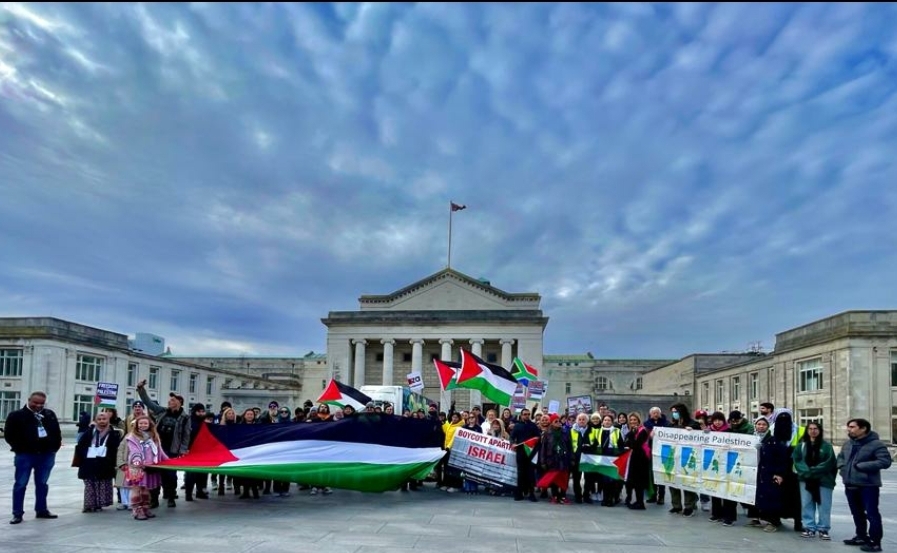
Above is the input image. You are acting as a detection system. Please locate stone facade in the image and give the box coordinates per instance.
[0,318,298,423]
[684,312,897,446]
[322,269,548,411]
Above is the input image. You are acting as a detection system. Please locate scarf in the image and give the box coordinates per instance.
[803,440,823,504]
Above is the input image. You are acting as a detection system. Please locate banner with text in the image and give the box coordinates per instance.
[95,382,119,409]
[652,427,759,505]
[447,427,518,488]
[566,395,592,414]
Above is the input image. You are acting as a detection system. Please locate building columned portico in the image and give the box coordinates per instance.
[321,269,548,411]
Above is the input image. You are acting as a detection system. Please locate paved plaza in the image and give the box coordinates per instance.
[2,430,895,553]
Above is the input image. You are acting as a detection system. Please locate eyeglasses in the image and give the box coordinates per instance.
[279,410,289,414]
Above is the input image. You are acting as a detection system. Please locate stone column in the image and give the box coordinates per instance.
[410,339,425,378]
[381,339,395,386]
[500,338,515,370]
[468,339,485,408]
[353,339,367,388]
[439,339,454,412]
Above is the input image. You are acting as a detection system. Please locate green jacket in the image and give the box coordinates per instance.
[729,419,754,435]
[792,440,837,489]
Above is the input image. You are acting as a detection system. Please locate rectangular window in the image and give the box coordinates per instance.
[798,358,823,392]
[891,351,897,387]
[206,376,214,395]
[702,382,710,406]
[0,349,24,377]
[402,353,412,363]
[148,367,159,390]
[565,383,571,394]
[189,373,198,394]
[731,376,741,402]
[715,380,724,404]
[72,394,95,421]
[170,370,180,391]
[376,353,384,362]
[749,372,759,400]
[797,408,823,427]
[596,377,609,391]
[127,363,138,387]
[486,353,498,363]
[75,354,103,381]
[635,377,643,391]
[0,391,21,421]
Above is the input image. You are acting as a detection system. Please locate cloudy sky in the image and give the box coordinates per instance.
[2,3,896,360]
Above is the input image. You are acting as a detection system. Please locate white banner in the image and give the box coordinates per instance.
[651,427,759,505]
[447,427,518,488]
[406,371,424,392]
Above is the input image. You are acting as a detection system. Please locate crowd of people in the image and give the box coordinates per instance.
[3,388,893,551]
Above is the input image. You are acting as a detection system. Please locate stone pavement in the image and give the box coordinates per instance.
[2,435,895,553]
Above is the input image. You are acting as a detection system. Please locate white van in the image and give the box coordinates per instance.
[359,385,435,414]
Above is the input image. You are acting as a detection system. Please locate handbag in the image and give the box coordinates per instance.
[71,450,82,468]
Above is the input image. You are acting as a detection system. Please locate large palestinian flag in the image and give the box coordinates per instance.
[317,379,372,410]
[455,349,518,406]
[156,415,444,493]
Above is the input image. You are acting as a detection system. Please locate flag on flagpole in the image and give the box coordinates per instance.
[455,349,519,406]
[317,379,373,410]
[433,359,460,391]
[450,202,466,211]
[580,449,632,480]
[510,357,539,386]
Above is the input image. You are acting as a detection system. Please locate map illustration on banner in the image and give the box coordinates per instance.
[652,427,758,504]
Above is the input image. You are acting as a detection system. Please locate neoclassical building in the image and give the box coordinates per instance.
[321,269,549,411]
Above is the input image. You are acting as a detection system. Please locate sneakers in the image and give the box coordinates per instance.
[721,520,734,527]
[116,504,130,511]
[709,517,721,523]
[859,545,882,553]
[845,537,870,546]
[322,487,333,495]
[819,531,831,541]
[310,488,318,496]
[669,507,682,514]
[700,500,710,512]
[802,530,816,539]
[445,487,458,493]
[682,509,695,517]
[763,524,779,533]
[746,519,764,528]
[560,497,571,505]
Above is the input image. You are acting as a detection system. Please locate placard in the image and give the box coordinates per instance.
[406,371,424,392]
[447,427,518,488]
[95,382,119,409]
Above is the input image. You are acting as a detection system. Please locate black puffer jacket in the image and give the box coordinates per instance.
[837,431,892,487]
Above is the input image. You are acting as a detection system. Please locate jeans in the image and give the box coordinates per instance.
[845,486,883,545]
[12,452,56,517]
[799,482,833,532]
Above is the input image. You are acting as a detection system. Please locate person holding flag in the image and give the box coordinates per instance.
[510,408,540,502]
[537,414,573,504]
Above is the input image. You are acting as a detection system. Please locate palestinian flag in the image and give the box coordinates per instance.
[511,357,539,386]
[455,349,518,406]
[155,415,444,493]
[580,449,631,480]
[433,359,460,391]
[317,379,372,410]
[519,436,539,457]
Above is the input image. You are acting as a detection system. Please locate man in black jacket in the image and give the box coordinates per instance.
[136,381,191,508]
[838,418,893,552]
[510,408,540,502]
[667,402,701,517]
[4,391,62,524]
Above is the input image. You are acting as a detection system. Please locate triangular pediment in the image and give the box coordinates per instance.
[359,269,541,312]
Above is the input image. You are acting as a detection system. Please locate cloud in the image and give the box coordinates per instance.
[1,3,896,357]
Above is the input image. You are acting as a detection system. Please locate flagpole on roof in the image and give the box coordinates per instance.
[447,201,466,268]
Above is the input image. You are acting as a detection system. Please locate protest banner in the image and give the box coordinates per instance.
[447,427,518,488]
[527,380,545,400]
[651,427,759,504]
[511,384,527,412]
[566,394,592,414]
[406,371,424,392]
[547,400,560,414]
[95,382,119,409]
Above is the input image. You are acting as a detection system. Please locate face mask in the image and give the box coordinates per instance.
[672,412,680,421]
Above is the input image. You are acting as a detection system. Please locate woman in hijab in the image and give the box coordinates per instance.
[754,416,790,532]
[773,409,803,531]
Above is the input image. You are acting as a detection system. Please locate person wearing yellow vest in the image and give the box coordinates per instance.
[570,413,592,504]
[439,412,464,492]
[596,414,623,507]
